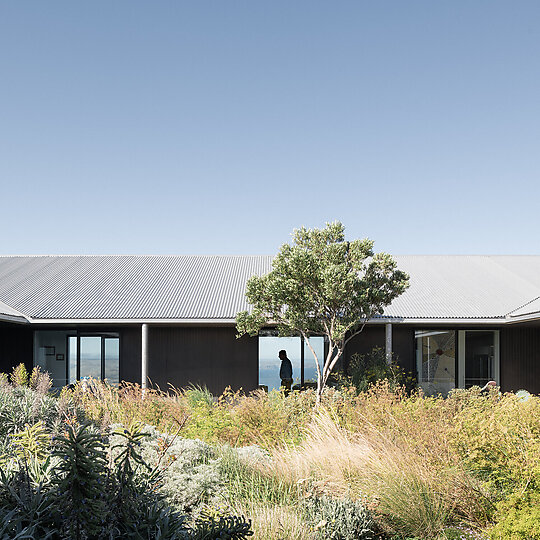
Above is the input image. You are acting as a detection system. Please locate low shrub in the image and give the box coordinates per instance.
[345,347,416,394]
[0,422,253,539]
[0,366,81,455]
[489,487,540,539]
[302,494,376,539]
[449,389,540,495]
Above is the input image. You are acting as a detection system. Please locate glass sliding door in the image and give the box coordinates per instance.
[458,330,499,389]
[259,335,301,391]
[303,336,324,385]
[415,330,456,396]
[415,329,500,394]
[80,336,102,380]
[104,337,120,385]
[258,333,326,391]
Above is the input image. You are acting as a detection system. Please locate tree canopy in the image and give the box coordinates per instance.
[236,222,409,402]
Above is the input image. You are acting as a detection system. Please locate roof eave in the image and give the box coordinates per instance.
[0,314,30,325]
[506,312,540,324]
[26,317,238,325]
[26,316,506,326]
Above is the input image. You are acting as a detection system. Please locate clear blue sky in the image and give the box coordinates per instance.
[1,1,539,255]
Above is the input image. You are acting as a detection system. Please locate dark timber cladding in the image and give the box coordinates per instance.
[0,324,33,375]
[500,326,540,394]
[140,326,258,395]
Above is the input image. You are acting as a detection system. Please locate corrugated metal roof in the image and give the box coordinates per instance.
[0,255,539,322]
[383,255,540,319]
[507,296,540,318]
[0,256,273,320]
[0,299,28,323]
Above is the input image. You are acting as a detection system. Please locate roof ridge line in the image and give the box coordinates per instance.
[505,295,540,317]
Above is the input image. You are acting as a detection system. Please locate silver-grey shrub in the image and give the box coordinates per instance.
[303,494,376,540]
[110,423,226,513]
[0,386,60,437]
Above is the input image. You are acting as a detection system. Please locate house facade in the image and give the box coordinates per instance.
[0,255,539,395]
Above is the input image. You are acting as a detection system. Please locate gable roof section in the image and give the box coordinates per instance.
[0,255,539,323]
[0,256,273,321]
[505,296,540,322]
[381,255,540,320]
[0,299,29,323]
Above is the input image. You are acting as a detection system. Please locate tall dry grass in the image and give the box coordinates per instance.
[67,377,540,538]
[71,380,316,446]
[230,502,308,540]
[262,408,490,538]
[70,381,189,433]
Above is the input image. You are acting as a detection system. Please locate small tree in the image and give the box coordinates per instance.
[236,222,409,404]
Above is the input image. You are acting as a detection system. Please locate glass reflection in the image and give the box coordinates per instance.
[68,336,77,385]
[79,336,102,380]
[104,338,120,385]
[303,337,324,384]
[415,330,456,396]
[259,336,301,391]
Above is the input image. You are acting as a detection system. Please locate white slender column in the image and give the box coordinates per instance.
[385,323,392,364]
[141,323,149,390]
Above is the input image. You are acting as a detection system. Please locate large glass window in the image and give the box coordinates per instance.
[67,333,120,385]
[415,330,456,396]
[80,336,102,380]
[416,329,500,395]
[459,330,499,389]
[259,336,301,391]
[258,333,326,391]
[104,337,120,384]
[303,337,324,384]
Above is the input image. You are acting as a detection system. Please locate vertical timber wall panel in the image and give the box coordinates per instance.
[147,327,258,395]
[0,324,33,375]
[392,327,416,374]
[500,327,540,394]
[120,327,142,384]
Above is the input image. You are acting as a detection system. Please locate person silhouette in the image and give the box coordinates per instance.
[279,349,293,395]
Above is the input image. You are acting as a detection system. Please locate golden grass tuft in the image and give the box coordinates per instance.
[264,408,490,538]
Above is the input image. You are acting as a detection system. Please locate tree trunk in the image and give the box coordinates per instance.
[314,347,343,406]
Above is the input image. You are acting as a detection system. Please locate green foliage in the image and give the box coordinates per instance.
[377,474,452,539]
[0,470,58,539]
[10,421,51,461]
[0,385,69,450]
[219,447,298,507]
[302,494,376,539]
[346,347,416,394]
[10,363,28,387]
[5,360,540,539]
[236,222,409,400]
[191,513,254,539]
[449,390,540,495]
[0,421,253,539]
[184,384,215,409]
[53,423,108,538]
[489,487,540,539]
